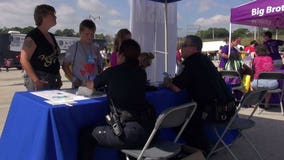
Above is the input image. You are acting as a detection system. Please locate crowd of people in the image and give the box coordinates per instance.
[211,31,283,109]
[18,3,284,160]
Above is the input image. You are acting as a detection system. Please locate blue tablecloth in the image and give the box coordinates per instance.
[0,88,189,160]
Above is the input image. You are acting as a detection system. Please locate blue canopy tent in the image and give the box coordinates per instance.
[149,0,182,72]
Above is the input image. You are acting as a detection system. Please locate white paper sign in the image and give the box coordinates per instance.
[30,90,89,106]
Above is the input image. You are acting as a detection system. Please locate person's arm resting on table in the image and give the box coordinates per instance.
[164,78,181,92]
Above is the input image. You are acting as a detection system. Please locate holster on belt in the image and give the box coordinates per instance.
[118,104,156,124]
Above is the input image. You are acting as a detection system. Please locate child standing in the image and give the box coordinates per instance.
[110,29,132,67]
[63,19,103,88]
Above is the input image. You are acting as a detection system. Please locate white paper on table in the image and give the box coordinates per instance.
[44,100,77,106]
[90,90,107,98]
[30,90,89,105]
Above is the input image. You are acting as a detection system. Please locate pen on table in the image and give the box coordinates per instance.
[65,103,73,107]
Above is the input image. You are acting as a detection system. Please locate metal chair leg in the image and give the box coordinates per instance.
[216,128,240,160]
[241,132,264,160]
[206,128,223,159]
[207,127,239,160]
[218,137,239,160]
[280,96,284,115]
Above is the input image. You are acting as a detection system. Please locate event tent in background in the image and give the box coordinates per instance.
[130,0,179,82]
[231,0,284,29]
[202,41,227,53]
[228,0,284,54]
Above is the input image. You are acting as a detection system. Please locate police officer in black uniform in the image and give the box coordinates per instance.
[77,39,156,160]
[164,35,234,154]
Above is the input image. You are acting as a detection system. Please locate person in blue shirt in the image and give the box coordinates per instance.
[263,31,284,70]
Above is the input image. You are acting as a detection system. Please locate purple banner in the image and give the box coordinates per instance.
[231,0,284,29]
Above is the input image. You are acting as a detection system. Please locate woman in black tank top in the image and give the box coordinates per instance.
[20,4,62,91]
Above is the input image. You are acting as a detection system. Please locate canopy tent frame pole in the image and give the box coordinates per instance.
[164,0,168,72]
[228,23,232,56]
[154,6,158,81]
[253,26,257,40]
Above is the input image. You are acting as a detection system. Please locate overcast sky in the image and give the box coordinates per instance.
[0,0,253,36]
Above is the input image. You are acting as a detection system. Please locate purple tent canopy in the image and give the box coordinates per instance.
[231,0,284,29]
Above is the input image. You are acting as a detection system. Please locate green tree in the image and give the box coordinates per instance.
[0,26,34,34]
[232,28,251,37]
[214,28,229,38]
[55,29,63,36]
[196,28,229,39]
[10,27,21,32]
[278,29,284,35]
[1,27,10,33]
[21,26,34,34]
[62,29,75,37]
[196,30,209,39]
[55,29,76,37]
[262,29,284,37]
[95,33,105,39]
[104,34,113,44]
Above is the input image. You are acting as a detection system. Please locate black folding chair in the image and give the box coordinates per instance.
[220,70,244,102]
[257,72,284,115]
[121,102,197,160]
[207,89,267,160]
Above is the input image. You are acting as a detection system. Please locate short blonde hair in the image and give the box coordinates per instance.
[139,52,154,68]
[34,4,55,26]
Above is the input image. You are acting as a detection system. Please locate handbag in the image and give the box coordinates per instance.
[64,42,78,80]
[203,100,236,123]
[214,100,236,123]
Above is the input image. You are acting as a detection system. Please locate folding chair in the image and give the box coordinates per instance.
[257,72,284,115]
[121,102,197,160]
[207,89,267,160]
[220,70,244,102]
